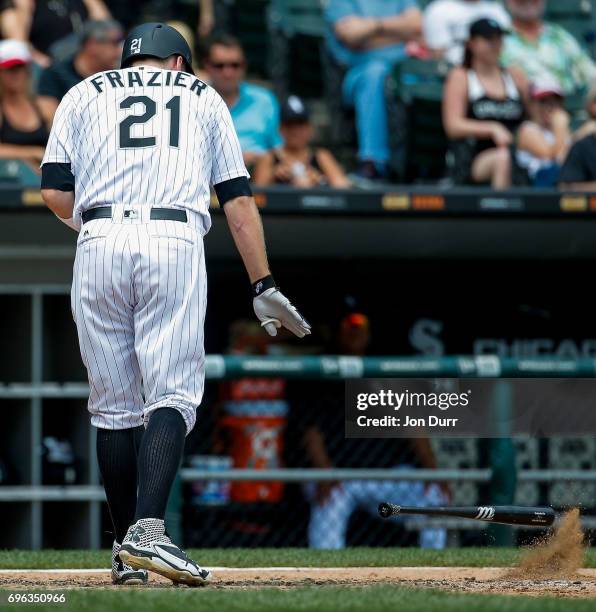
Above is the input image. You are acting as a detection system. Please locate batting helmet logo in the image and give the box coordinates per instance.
[475,506,496,521]
[130,38,142,55]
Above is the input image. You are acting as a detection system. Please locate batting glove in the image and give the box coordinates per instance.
[252,275,311,338]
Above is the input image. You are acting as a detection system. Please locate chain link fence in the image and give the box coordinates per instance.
[182,377,596,549]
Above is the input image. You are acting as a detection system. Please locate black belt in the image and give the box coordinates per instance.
[81,206,188,224]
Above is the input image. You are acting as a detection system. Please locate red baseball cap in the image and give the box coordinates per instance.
[0,40,31,69]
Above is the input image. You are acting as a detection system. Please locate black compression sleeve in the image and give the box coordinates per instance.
[214,176,252,206]
[41,163,75,191]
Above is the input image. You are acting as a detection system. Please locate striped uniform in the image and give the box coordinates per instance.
[41,67,249,433]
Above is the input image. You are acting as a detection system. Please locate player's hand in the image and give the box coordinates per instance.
[253,287,311,338]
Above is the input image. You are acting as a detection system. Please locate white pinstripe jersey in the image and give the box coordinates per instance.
[41,66,249,233]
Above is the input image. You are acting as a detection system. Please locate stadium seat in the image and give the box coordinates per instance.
[545,0,594,21]
[565,90,589,130]
[267,0,325,99]
[386,59,449,182]
[320,46,357,154]
[0,159,39,187]
[234,0,270,79]
[268,0,326,38]
[554,19,596,58]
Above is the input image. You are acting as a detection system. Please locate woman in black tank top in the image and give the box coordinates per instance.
[442,18,529,188]
[0,40,49,172]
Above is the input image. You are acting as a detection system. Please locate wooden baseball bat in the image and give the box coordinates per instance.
[378,503,556,527]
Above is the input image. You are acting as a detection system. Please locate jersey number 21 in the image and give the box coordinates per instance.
[118,95,180,149]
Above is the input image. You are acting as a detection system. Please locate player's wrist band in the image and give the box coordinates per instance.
[252,274,276,297]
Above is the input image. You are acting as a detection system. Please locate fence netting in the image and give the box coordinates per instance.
[181,379,596,548]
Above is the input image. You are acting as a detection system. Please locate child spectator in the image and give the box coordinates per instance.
[0,40,48,172]
[442,18,527,188]
[423,0,510,65]
[501,0,596,95]
[516,80,570,187]
[253,96,350,189]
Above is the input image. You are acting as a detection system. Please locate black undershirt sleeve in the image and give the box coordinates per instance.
[41,163,75,191]
[214,176,252,206]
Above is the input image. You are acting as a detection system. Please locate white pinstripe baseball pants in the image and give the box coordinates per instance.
[71,206,207,434]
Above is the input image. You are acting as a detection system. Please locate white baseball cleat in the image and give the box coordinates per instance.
[111,540,148,585]
[119,518,212,586]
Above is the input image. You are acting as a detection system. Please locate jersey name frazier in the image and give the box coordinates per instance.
[89,69,207,96]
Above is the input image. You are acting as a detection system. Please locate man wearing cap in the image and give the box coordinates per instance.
[37,20,124,126]
[501,0,596,95]
[423,0,510,65]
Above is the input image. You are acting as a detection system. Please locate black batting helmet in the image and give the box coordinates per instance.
[121,22,194,74]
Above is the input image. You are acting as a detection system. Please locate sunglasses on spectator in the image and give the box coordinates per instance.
[208,61,244,70]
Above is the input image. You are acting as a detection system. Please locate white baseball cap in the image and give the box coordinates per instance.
[530,77,564,100]
[0,40,32,69]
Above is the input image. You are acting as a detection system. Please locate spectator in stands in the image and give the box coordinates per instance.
[36,19,123,126]
[0,40,48,172]
[0,0,112,67]
[253,96,351,189]
[558,132,596,191]
[288,312,448,550]
[325,0,422,180]
[423,0,510,65]
[203,34,282,169]
[442,18,527,188]
[501,0,596,95]
[516,80,571,187]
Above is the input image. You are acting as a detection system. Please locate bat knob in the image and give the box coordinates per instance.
[378,502,397,518]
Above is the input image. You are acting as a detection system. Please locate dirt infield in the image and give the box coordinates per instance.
[1,567,595,597]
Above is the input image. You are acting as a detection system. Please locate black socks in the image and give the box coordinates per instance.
[134,408,186,521]
[96,425,144,543]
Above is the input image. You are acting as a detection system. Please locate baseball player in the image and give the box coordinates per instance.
[40,23,310,586]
